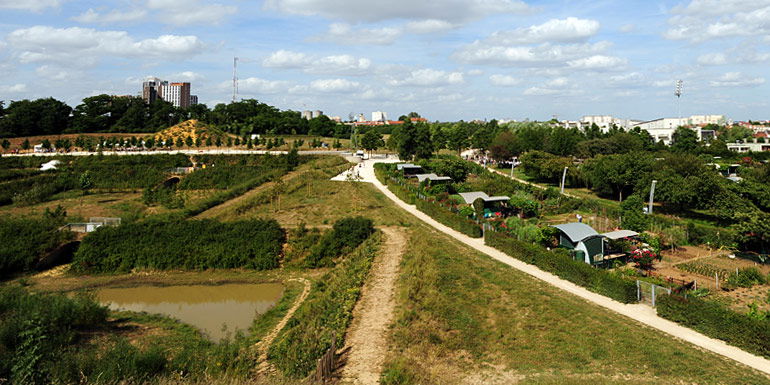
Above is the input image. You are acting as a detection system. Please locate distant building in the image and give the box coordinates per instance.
[357,113,366,122]
[301,110,313,120]
[161,82,191,108]
[190,95,198,105]
[372,111,387,122]
[330,116,342,123]
[142,77,167,104]
[312,110,323,119]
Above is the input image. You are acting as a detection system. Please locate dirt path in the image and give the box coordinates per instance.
[356,158,770,377]
[254,278,311,373]
[340,227,407,385]
[195,168,305,220]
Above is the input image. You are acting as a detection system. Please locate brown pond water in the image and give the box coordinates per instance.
[97,283,284,342]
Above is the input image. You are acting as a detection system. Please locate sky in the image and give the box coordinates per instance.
[0,0,769,122]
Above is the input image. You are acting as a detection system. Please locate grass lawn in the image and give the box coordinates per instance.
[381,223,770,384]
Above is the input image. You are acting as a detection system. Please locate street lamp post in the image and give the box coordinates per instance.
[560,167,568,194]
[510,158,515,178]
[648,180,657,215]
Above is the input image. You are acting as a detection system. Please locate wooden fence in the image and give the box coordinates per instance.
[312,337,336,384]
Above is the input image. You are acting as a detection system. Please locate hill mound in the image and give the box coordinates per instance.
[154,120,227,142]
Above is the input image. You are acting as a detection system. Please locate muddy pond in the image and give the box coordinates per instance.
[97,283,284,342]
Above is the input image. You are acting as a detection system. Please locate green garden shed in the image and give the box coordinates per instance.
[551,223,605,265]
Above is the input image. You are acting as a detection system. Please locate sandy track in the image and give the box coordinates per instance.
[340,227,407,385]
[254,278,311,373]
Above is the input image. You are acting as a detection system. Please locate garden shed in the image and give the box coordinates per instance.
[397,163,423,176]
[551,222,605,265]
[415,173,452,184]
[457,192,510,207]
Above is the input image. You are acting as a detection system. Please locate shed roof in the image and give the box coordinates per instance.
[601,230,639,240]
[415,173,453,182]
[457,192,510,204]
[551,222,600,243]
[397,163,422,171]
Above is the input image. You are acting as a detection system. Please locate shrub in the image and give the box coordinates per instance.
[485,231,637,303]
[306,217,375,267]
[726,267,767,288]
[72,219,285,273]
[657,294,770,358]
[416,199,482,238]
[270,233,381,377]
[0,218,74,276]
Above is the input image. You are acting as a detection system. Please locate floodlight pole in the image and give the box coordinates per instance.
[648,180,657,215]
[510,158,515,178]
[560,167,568,194]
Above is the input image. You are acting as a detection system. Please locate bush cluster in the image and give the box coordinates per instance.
[416,199,482,238]
[657,294,770,358]
[269,233,380,377]
[306,217,375,267]
[72,219,285,273]
[0,286,109,382]
[0,218,73,276]
[485,231,637,303]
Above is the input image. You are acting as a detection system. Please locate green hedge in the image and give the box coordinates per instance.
[657,294,770,358]
[306,217,375,267]
[72,219,285,273]
[269,233,381,377]
[416,199,482,238]
[485,231,637,303]
[0,218,74,276]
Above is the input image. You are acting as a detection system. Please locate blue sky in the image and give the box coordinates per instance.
[0,0,769,121]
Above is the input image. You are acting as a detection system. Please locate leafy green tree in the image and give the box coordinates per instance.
[583,152,655,201]
[176,137,184,147]
[79,171,93,195]
[395,121,418,160]
[519,150,571,183]
[41,139,51,150]
[414,124,434,159]
[620,194,648,231]
[445,124,469,155]
[184,136,194,147]
[21,139,30,150]
[545,126,584,156]
[1,139,9,150]
[361,129,384,155]
[671,126,699,152]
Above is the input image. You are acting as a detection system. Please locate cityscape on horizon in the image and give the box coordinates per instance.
[1,1,769,122]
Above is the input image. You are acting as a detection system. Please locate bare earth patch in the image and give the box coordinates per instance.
[339,227,408,385]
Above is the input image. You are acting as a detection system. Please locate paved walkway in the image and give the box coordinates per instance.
[356,158,770,377]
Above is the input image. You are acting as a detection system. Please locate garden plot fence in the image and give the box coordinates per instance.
[637,280,671,307]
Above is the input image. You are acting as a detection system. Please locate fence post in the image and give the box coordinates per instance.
[651,285,656,307]
[636,280,641,302]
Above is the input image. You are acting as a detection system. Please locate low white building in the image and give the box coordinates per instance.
[372,111,388,122]
[634,118,691,145]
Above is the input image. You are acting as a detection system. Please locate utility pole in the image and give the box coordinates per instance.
[675,80,683,122]
[560,167,568,194]
[647,180,657,215]
[232,57,239,103]
[510,158,515,178]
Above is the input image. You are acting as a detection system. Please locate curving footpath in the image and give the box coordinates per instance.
[357,158,770,377]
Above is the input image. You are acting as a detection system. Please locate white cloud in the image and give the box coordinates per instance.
[0,83,27,92]
[35,65,75,81]
[619,24,636,33]
[697,46,770,65]
[437,93,465,102]
[665,1,770,42]
[467,69,484,76]
[315,23,401,45]
[390,68,464,87]
[709,72,765,87]
[523,86,559,96]
[651,80,674,87]
[263,50,309,68]
[73,8,147,24]
[696,53,728,65]
[309,78,361,92]
[263,50,372,75]
[454,41,611,67]
[566,55,627,70]
[264,0,531,23]
[148,0,236,25]
[7,26,204,65]
[0,0,59,11]
[235,77,290,94]
[489,74,521,86]
[173,71,205,81]
[487,17,600,45]
[405,19,455,34]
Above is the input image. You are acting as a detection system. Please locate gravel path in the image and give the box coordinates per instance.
[340,227,407,385]
[356,158,770,377]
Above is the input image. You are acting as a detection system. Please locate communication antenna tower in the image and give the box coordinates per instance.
[674,80,683,120]
[232,57,239,103]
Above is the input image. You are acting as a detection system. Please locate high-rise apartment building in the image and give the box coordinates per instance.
[372,111,387,122]
[142,77,167,104]
[190,95,198,105]
[161,82,191,108]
